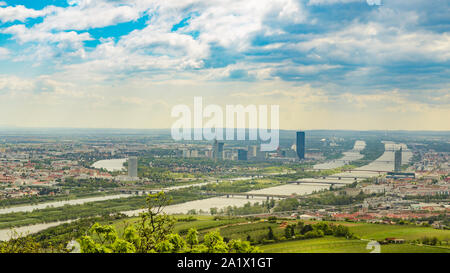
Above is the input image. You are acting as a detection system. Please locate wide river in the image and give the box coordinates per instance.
[91,158,127,171]
[0,141,412,240]
[313,140,366,170]
[0,194,131,215]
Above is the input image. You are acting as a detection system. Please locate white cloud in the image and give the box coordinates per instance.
[37,1,144,31]
[292,22,450,64]
[308,0,363,5]
[0,5,58,22]
[3,24,92,51]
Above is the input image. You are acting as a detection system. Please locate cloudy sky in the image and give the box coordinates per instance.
[0,0,448,130]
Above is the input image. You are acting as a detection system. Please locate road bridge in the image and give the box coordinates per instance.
[311,169,389,174]
[199,191,292,200]
[286,180,351,186]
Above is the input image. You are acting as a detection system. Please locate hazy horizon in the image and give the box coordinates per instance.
[0,126,449,133]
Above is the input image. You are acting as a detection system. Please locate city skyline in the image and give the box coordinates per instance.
[0,1,448,131]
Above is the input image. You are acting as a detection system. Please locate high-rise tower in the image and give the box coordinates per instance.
[394,147,402,172]
[213,140,224,160]
[296,131,305,160]
[237,149,248,161]
[128,156,138,178]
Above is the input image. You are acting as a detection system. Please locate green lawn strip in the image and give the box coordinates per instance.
[347,223,450,241]
[260,237,368,253]
[380,243,450,253]
[259,237,450,253]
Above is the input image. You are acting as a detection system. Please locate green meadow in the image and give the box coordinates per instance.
[259,237,450,253]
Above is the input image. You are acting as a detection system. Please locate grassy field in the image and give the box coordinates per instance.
[347,223,450,241]
[259,237,450,253]
[174,217,246,235]
[260,237,369,253]
[294,220,450,242]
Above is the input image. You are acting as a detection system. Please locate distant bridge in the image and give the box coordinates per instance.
[114,188,292,200]
[286,180,352,186]
[311,168,390,174]
[314,175,368,180]
[320,160,397,164]
[199,191,292,200]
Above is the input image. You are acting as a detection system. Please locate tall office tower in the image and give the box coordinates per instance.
[128,156,138,178]
[237,149,248,161]
[218,142,224,158]
[296,131,305,160]
[213,140,224,160]
[256,148,266,161]
[394,147,402,172]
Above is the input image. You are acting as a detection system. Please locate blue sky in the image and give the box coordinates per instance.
[0,0,448,130]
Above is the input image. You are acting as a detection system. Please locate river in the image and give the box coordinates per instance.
[313,140,366,170]
[0,194,132,215]
[92,158,127,171]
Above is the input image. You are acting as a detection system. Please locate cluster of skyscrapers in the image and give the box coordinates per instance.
[179,131,307,161]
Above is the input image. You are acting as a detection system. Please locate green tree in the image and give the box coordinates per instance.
[210,207,218,215]
[77,191,259,254]
[203,230,228,253]
[284,224,295,239]
[186,228,199,249]
[228,239,261,253]
[134,191,176,252]
[0,230,42,253]
[267,227,275,240]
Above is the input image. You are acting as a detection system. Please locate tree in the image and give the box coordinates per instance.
[267,227,275,240]
[296,221,305,234]
[210,207,218,215]
[273,198,300,212]
[304,230,324,239]
[186,228,199,249]
[0,230,42,253]
[203,230,228,253]
[300,224,313,235]
[284,225,294,239]
[228,239,260,253]
[134,191,176,252]
[77,191,259,253]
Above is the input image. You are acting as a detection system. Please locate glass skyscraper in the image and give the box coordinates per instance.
[237,149,248,161]
[296,131,305,160]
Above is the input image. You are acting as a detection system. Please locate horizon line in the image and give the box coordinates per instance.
[0,126,449,133]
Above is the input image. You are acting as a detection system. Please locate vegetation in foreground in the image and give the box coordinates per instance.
[1,192,260,253]
[2,191,449,253]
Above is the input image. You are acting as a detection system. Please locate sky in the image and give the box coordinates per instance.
[0,0,448,130]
